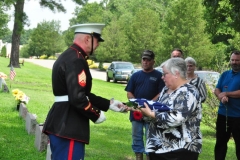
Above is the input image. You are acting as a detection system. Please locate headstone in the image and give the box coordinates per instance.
[0,78,2,90]
[46,142,52,160]
[19,103,28,119]
[35,124,48,152]
[3,83,9,92]
[0,78,9,92]
[25,112,37,134]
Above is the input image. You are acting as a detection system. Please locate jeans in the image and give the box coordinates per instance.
[131,120,149,154]
[214,114,240,160]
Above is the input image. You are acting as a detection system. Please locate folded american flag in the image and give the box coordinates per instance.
[128,98,170,112]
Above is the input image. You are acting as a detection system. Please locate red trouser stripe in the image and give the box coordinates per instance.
[68,140,74,160]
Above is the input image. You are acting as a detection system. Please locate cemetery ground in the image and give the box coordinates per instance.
[0,57,237,160]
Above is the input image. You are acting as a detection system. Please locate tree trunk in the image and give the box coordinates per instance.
[8,0,25,68]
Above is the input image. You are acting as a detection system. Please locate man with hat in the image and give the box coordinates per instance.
[43,23,127,160]
[125,50,165,160]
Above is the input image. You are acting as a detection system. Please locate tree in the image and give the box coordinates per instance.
[203,0,235,44]
[1,46,7,57]
[97,17,131,62]
[20,29,33,45]
[4,0,87,68]
[203,0,240,32]
[160,0,215,68]
[127,8,162,64]
[65,2,106,47]
[0,2,10,39]
[28,20,65,58]
[19,44,30,58]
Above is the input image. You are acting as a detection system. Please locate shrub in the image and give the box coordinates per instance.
[89,64,98,69]
[87,59,94,66]
[39,54,48,59]
[202,84,219,130]
[48,56,57,60]
[103,65,108,70]
[1,46,6,57]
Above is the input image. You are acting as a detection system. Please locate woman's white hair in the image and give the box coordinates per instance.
[185,57,196,66]
[161,58,187,79]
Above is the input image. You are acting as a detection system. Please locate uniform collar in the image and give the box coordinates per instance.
[71,43,89,60]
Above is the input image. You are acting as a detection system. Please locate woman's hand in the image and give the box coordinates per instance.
[138,102,155,118]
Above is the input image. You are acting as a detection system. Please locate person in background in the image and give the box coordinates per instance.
[185,57,207,102]
[43,23,127,160]
[125,50,165,160]
[214,50,240,160]
[138,58,202,160]
[171,48,184,58]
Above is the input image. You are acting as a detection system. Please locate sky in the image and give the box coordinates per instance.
[7,0,98,31]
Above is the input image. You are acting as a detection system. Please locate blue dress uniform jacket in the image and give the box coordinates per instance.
[43,43,110,144]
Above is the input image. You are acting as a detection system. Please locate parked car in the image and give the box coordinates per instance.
[194,70,220,87]
[127,68,142,82]
[106,61,134,83]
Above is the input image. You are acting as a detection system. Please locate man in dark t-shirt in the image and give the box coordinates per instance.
[125,50,165,160]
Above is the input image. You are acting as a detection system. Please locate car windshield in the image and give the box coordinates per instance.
[116,64,134,69]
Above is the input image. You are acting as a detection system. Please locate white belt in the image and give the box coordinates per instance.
[55,95,69,102]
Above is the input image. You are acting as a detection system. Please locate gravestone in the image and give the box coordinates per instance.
[25,112,37,134]
[19,103,28,119]
[35,124,48,152]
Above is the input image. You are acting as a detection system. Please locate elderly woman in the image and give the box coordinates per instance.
[185,57,207,103]
[139,58,202,160]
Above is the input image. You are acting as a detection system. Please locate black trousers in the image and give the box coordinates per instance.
[149,149,199,160]
[214,114,240,160]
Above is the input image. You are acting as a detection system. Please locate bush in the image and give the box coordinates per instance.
[48,56,57,60]
[39,54,48,59]
[89,64,98,69]
[202,84,219,130]
[1,46,6,57]
[103,65,108,70]
[87,59,94,66]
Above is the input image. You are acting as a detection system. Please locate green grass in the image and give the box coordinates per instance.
[0,57,237,160]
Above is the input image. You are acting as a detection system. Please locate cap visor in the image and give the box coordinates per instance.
[142,56,152,59]
[98,37,104,42]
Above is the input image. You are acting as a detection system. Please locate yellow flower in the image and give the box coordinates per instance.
[12,89,20,97]
[12,89,30,104]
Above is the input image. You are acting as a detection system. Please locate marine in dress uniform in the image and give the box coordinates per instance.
[42,23,125,160]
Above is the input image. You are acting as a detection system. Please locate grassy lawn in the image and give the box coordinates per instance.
[0,57,237,160]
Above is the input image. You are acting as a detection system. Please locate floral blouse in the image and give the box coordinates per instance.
[146,83,202,154]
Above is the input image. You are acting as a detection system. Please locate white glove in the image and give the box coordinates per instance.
[95,111,106,124]
[109,99,126,112]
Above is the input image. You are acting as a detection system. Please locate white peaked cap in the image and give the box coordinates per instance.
[71,23,105,35]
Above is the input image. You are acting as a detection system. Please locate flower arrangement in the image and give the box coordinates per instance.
[0,72,7,79]
[12,89,30,110]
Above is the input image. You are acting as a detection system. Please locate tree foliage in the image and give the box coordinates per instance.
[27,20,65,57]
[5,0,87,67]
[6,0,240,70]
[0,45,7,57]
[0,2,10,39]
[203,0,235,44]
[203,0,240,33]
[160,0,215,68]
